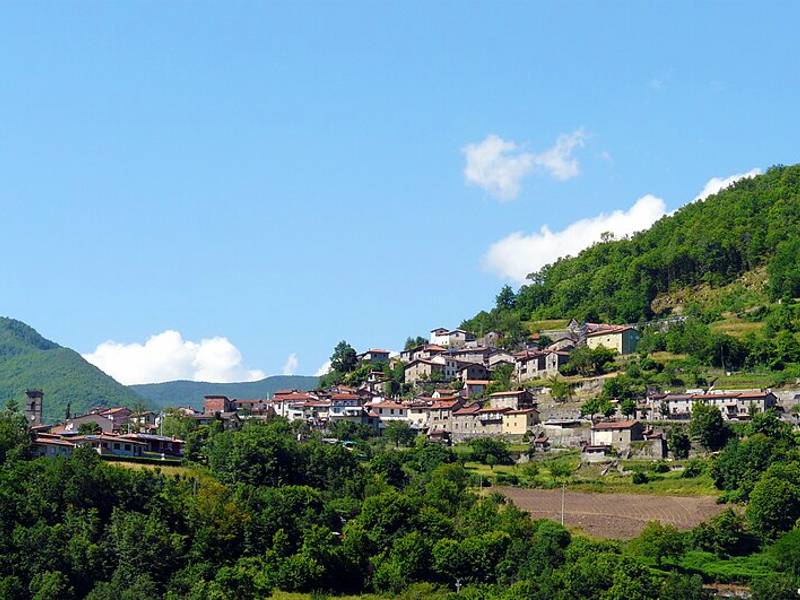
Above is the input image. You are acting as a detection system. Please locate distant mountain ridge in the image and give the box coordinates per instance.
[0,317,145,423]
[131,375,319,410]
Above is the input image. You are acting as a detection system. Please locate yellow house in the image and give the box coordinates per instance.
[502,408,540,436]
[585,325,639,354]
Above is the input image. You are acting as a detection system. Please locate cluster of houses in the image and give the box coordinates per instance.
[191,387,542,443]
[19,319,788,465]
[640,389,778,421]
[25,391,185,460]
[399,321,640,388]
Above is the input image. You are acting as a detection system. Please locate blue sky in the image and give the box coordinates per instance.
[2,2,799,383]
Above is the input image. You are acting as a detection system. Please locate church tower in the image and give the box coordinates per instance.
[24,390,43,427]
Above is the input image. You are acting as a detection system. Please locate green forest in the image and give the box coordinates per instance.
[463,164,800,332]
[2,405,800,599]
[0,318,144,422]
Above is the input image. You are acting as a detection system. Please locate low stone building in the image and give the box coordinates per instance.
[585,325,639,355]
[590,420,644,450]
[488,390,535,410]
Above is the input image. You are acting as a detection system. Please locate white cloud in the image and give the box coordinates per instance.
[82,330,266,385]
[694,168,761,202]
[532,129,587,181]
[282,353,299,376]
[462,129,586,200]
[462,134,535,200]
[315,360,332,377]
[484,194,667,283]
[483,166,765,283]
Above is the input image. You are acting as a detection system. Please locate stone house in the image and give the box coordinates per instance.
[457,362,490,383]
[404,359,446,384]
[585,325,639,354]
[488,389,535,410]
[590,420,644,450]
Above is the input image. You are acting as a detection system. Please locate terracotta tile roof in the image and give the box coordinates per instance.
[272,392,315,402]
[453,404,483,415]
[34,436,76,447]
[99,406,129,415]
[478,406,510,414]
[585,325,635,337]
[369,401,406,410]
[592,420,639,430]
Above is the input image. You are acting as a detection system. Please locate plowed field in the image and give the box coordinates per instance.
[497,487,723,539]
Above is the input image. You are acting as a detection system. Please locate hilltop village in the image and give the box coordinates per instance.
[23,320,791,465]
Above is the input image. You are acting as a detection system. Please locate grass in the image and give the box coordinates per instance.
[106,460,201,479]
[464,452,719,497]
[675,550,778,583]
[570,469,717,496]
[527,319,570,332]
[709,317,764,339]
[709,370,783,389]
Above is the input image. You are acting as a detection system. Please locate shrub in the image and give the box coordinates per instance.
[632,472,649,485]
[650,461,670,473]
[682,459,705,478]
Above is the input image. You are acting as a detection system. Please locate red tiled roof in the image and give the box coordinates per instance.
[478,406,510,414]
[592,420,639,430]
[34,437,76,447]
[453,404,483,415]
[370,401,406,410]
[586,325,635,337]
[273,392,315,402]
[430,400,461,409]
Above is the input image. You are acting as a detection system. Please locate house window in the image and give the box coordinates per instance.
[113,443,120,450]
[124,444,131,451]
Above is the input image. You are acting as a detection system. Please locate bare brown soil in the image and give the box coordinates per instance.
[497,487,724,539]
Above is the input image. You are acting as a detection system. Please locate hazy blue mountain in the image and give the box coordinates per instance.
[130,375,319,410]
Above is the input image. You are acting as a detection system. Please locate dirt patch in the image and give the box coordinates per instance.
[497,487,724,539]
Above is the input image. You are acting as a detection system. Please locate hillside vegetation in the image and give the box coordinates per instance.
[132,375,319,410]
[464,164,800,332]
[0,317,145,422]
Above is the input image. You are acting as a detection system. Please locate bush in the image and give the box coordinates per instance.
[632,472,649,485]
[468,438,512,466]
[682,459,705,478]
[650,461,670,473]
[494,473,519,486]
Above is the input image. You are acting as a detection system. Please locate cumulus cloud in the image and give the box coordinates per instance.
[694,168,762,202]
[484,194,667,283]
[533,129,587,181]
[282,353,299,376]
[315,360,332,377]
[463,129,586,200]
[82,330,266,385]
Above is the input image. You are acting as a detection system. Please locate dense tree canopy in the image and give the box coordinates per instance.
[463,165,800,331]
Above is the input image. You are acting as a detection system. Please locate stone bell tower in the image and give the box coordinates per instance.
[24,390,43,427]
